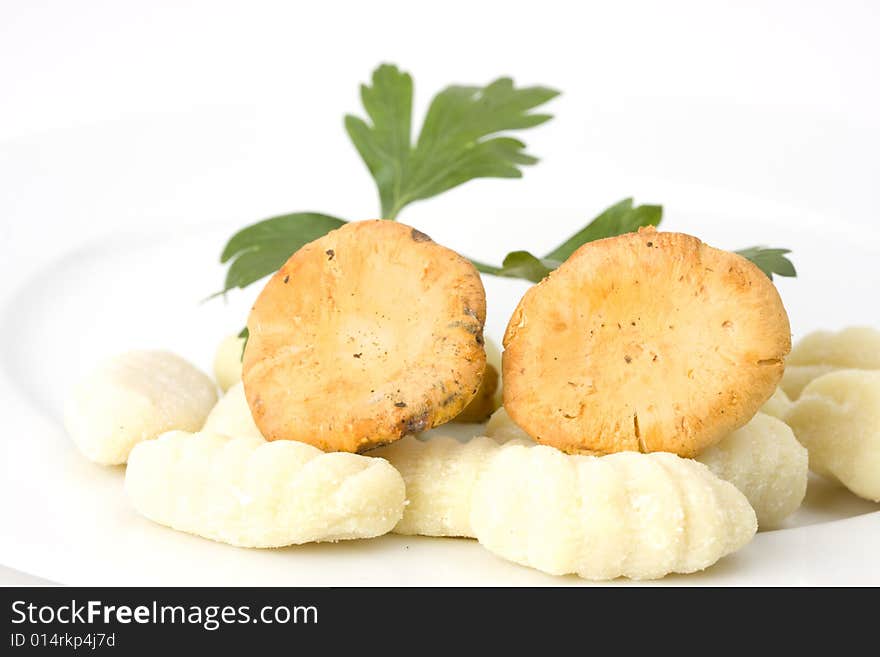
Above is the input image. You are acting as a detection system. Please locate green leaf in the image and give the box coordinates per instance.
[344,65,413,219]
[346,64,559,219]
[218,212,347,294]
[492,251,560,283]
[478,198,662,283]
[544,198,663,262]
[735,246,797,280]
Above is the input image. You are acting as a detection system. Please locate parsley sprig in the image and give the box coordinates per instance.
[216,63,795,298]
[734,246,797,279]
[472,198,663,283]
[345,65,558,220]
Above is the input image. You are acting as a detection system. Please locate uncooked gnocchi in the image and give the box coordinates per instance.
[759,387,792,421]
[696,413,807,528]
[202,381,264,439]
[782,327,880,399]
[471,445,756,580]
[788,327,880,369]
[786,370,880,502]
[487,405,806,527]
[374,435,755,579]
[371,435,526,537]
[64,350,218,465]
[125,430,406,547]
[781,364,839,401]
[213,335,246,392]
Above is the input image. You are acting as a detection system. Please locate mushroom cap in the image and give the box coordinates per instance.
[453,363,500,423]
[502,228,791,457]
[243,220,487,452]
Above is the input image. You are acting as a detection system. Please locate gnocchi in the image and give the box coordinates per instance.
[374,435,755,579]
[126,430,406,547]
[788,326,880,369]
[471,445,756,580]
[786,370,880,502]
[64,350,218,465]
[781,365,838,400]
[202,381,264,439]
[213,335,246,392]
[759,387,792,421]
[371,435,526,537]
[696,413,807,528]
[487,404,807,527]
[782,327,880,399]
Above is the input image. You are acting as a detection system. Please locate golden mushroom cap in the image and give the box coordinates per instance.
[243,220,487,453]
[502,228,791,457]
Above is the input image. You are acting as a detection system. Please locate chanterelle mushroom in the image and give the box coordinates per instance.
[502,227,791,457]
[243,220,487,452]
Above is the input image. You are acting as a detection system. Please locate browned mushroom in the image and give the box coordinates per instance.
[243,220,487,452]
[503,227,791,457]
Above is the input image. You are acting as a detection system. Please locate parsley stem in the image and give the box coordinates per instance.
[469,259,504,276]
[383,198,408,221]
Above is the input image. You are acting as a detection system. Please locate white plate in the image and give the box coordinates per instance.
[1,114,879,585]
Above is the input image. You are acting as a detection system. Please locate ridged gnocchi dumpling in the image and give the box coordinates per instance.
[487,405,807,527]
[782,327,880,399]
[64,350,218,465]
[213,335,245,392]
[125,431,406,547]
[696,413,807,528]
[202,381,263,439]
[371,435,527,537]
[786,370,880,502]
[471,445,756,580]
[374,435,755,579]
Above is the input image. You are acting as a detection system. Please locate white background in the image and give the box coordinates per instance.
[1,0,878,584]
[2,0,879,227]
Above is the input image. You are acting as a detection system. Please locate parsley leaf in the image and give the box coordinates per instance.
[544,198,663,262]
[345,64,559,219]
[218,212,346,294]
[475,251,561,283]
[735,246,797,280]
[215,65,796,299]
[473,198,663,283]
